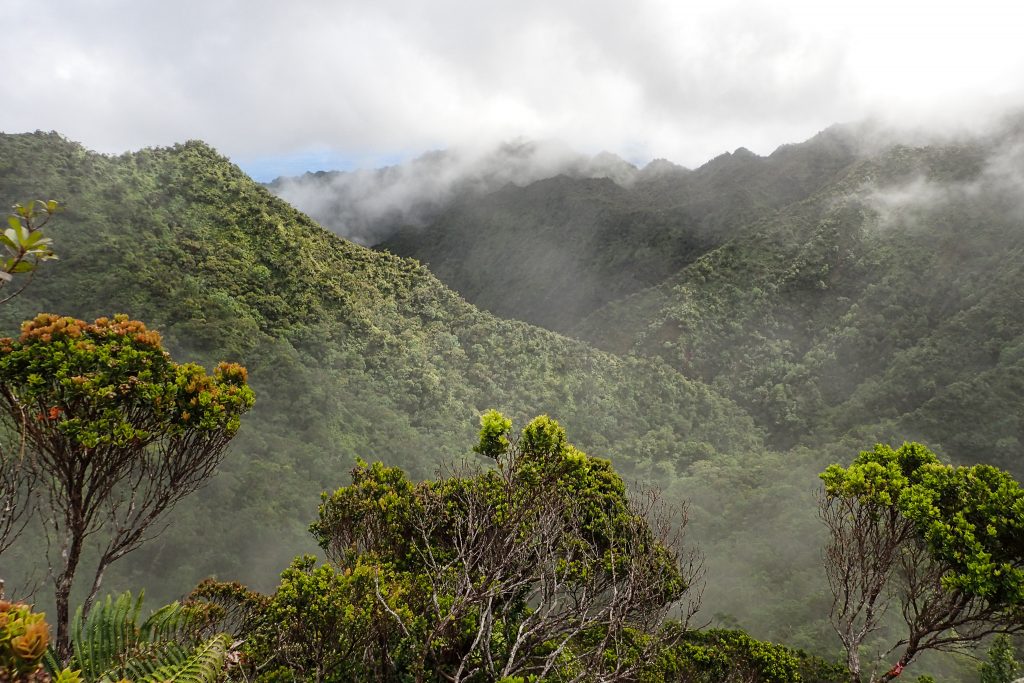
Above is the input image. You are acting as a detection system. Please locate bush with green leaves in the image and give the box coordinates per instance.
[239,556,416,682]
[979,635,1020,683]
[241,412,700,682]
[643,625,845,683]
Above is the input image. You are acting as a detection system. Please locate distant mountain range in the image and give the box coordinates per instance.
[266,139,641,245]
[271,122,1024,475]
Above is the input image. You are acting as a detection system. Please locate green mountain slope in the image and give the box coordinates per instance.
[8,127,1019,677]
[377,126,861,332]
[577,132,1024,475]
[360,124,1024,669]
[0,131,761,603]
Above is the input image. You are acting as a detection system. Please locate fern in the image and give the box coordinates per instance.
[133,634,230,683]
[70,592,139,680]
[60,590,227,683]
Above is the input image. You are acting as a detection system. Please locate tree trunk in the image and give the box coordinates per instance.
[846,642,863,683]
[54,573,73,662]
[83,556,112,620]
[54,522,85,662]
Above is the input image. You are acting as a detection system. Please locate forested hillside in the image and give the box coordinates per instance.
[361,121,1024,482]
[5,125,1024,681]
[0,132,762,608]
[576,128,1024,475]
[351,122,1024,671]
[375,126,861,332]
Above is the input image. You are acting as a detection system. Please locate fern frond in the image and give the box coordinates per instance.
[43,646,62,676]
[69,590,212,683]
[140,601,193,643]
[133,634,231,683]
[118,642,189,680]
[72,592,139,679]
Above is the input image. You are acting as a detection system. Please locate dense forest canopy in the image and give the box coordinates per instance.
[1,119,1023,681]
[0,130,760,604]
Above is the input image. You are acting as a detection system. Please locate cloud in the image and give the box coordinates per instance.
[862,126,1024,230]
[270,139,638,244]
[3,0,1024,174]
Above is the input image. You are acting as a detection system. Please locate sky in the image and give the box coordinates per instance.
[3,0,1024,180]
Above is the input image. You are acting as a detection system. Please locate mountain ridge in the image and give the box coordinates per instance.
[0,130,763,605]
[372,125,863,332]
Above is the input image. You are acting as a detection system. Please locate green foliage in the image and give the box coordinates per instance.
[0,313,254,444]
[309,459,420,571]
[263,412,693,681]
[570,134,1024,468]
[822,442,1024,601]
[0,199,58,302]
[643,625,828,683]
[66,591,202,682]
[473,408,512,459]
[182,579,268,641]
[377,129,859,334]
[0,131,760,606]
[33,590,233,683]
[52,669,85,683]
[243,556,414,682]
[979,635,1019,683]
[131,634,229,683]
[820,442,940,506]
[5,124,1024,681]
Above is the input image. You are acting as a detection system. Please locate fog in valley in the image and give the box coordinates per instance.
[267,140,640,244]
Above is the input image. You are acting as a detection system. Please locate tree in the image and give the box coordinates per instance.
[819,443,1024,683]
[0,313,255,659]
[247,411,702,682]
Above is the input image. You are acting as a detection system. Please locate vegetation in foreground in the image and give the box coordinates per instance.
[3,397,853,683]
[7,400,1024,682]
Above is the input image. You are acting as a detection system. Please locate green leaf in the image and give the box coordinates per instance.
[8,261,35,273]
